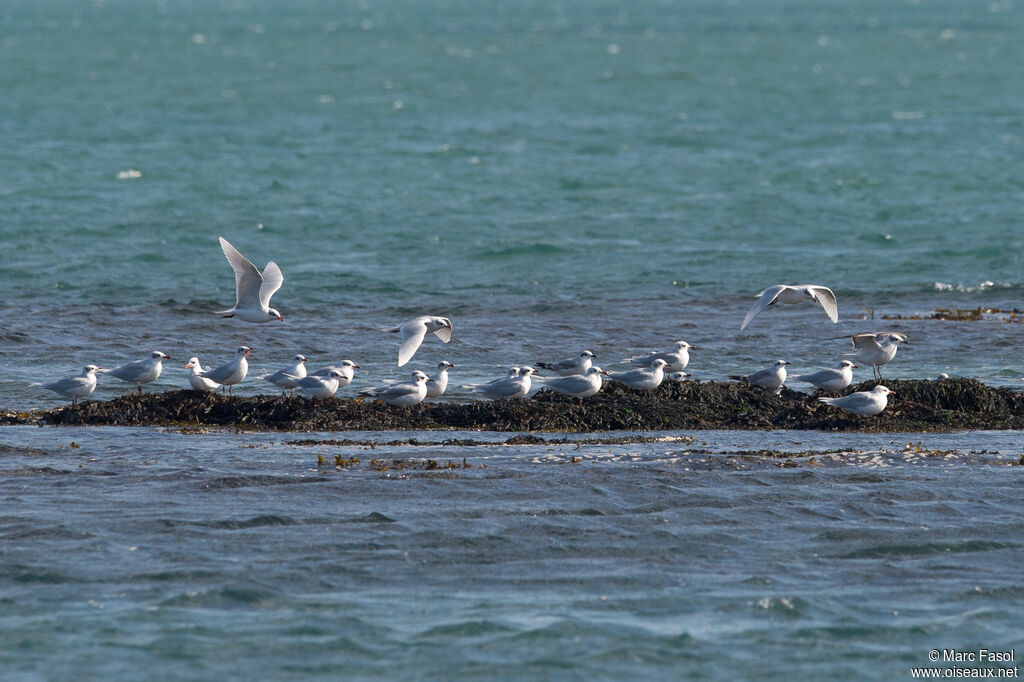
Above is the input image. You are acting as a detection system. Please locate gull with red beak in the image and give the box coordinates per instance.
[200,346,253,395]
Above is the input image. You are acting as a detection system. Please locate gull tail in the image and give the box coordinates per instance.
[382,326,401,333]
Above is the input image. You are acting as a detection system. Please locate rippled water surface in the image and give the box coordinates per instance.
[1,427,1023,680]
[2,0,1024,677]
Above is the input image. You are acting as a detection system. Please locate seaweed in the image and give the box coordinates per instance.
[17,378,1024,432]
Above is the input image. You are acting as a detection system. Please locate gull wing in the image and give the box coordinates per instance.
[44,376,88,394]
[381,381,420,400]
[108,359,147,381]
[259,261,284,309]
[608,368,647,383]
[850,333,883,351]
[219,237,263,307]
[808,285,839,323]
[398,323,428,367]
[740,285,787,331]
[628,351,657,367]
[433,324,453,343]
[547,374,589,394]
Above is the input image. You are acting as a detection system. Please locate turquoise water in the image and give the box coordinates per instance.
[2,0,1024,678]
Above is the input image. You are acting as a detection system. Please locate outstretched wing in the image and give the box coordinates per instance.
[433,324,453,344]
[219,237,263,307]
[398,323,428,367]
[808,285,838,323]
[850,333,883,351]
[740,285,786,331]
[259,261,284,309]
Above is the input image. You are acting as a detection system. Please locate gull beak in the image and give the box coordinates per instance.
[277,315,285,321]
[245,349,254,357]
[183,363,191,369]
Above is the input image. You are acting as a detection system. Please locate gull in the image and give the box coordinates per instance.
[215,237,284,323]
[464,367,528,401]
[359,370,430,406]
[740,285,838,331]
[837,332,908,379]
[819,385,893,417]
[536,350,595,376]
[627,341,694,372]
[606,358,668,391]
[263,354,308,395]
[293,370,346,402]
[200,346,252,395]
[105,351,171,394]
[729,360,788,393]
[791,360,857,394]
[30,365,105,405]
[184,357,220,392]
[540,366,607,404]
[310,360,360,388]
[382,316,453,367]
[426,361,456,398]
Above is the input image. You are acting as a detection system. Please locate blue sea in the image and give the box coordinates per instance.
[2,0,1023,678]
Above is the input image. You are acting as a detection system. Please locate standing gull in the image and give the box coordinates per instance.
[359,370,430,406]
[791,360,857,394]
[606,359,668,391]
[540,366,607,405]
[215,237,285,323]
[536,350,595,376]
[464,367,531,401]
[30,365,105,405]
[425,361,456,398]
[839,332,908,379]
[310,360,360,389]
[200,346,252,395]
[740,285,838,331]
[382,316,453,367]
[105,351,171,394]
[293,370,346,402]
[184,357,220,392]
[819,385,893,417]
[263,354,308,395]
[729,360,789,393]
[627,341,694,372]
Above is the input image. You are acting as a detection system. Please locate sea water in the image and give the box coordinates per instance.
[1,0,1023,678]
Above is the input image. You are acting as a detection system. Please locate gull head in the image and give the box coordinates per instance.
[84,364,104,374]
[675,341,694,350]
[294,355,307,363]
[341,360,361,369]
[839,360,857,369]
[152,351,171,360]
[237,346,254,357]
[519,366,539,377]
[438,361,456,370]
[580,350,596,359]
[412,370,430,383]
[184,358,201,369]
[269,308,284,322]
[774,360,789,368]
[650,359,669,369]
